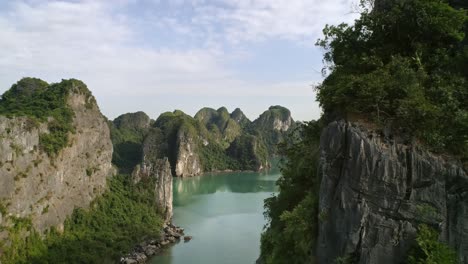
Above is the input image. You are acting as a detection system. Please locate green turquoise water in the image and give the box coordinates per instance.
[150,170,280,264]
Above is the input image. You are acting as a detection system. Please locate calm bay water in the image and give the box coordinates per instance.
[150,170,280,264]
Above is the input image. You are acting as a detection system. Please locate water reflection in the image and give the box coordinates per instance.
[150,170,280,264]
[174,170,279,206]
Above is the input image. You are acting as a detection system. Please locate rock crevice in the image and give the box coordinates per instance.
[317,120,468,264]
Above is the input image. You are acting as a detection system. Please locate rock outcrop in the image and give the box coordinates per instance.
[195,107,242,146]
[253,105,294,133]
[113,111,151,131]
[130,106,293,177]
[174,127,202,177]
[0,80,114,234]
[120,223,185,264]
[132,157,173,222]
[230,108,250,128]
[317,120,468,264]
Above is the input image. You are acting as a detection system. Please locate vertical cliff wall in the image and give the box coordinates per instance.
[134,128,173,221]
[0,81,114,234]
[132,157,173,222]
[317,120,468,264]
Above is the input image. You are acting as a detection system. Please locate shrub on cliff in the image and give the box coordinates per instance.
[0,174,163,264]
[407,224,457,264]
[316,0,468,160]
[0,78,95,156]
[260,121,322,263]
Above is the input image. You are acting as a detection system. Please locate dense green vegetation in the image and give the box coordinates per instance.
[0,78,96,156]
[155,109,276,172]
[316,0,467,160]
[260,121,322,264]
[110,112,152,173]
[252,106,294,154]
[110,125,147,173]
[226,134,268,171]
[110,107,290,175]
[0,174,163,264]
[260,0,465,263]
[407,224,457,264]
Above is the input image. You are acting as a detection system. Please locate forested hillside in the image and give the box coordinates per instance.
[111,106,295,176]
[260,0,467,263]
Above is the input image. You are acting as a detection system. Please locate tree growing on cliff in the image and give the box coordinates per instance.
[260,121,322,263]
[316,0,468,160]
[407,224,456,264]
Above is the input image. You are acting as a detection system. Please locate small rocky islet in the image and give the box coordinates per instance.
[120,223,187,264]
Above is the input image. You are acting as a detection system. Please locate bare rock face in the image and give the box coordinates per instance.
[132,158,173,222]
[0,84,114,234]
[254,105,293,133]
[317,120,468,264]
[174,128,202,177]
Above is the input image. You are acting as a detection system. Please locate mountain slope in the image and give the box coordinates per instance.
[0,78,114,235]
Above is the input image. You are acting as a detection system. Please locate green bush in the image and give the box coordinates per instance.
[0,174,163,264]
[407,224,457,264]
[0,78,89,156]
[316,0,468,160]
[260,121,322,264]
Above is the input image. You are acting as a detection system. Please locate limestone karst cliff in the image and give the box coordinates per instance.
[110,112,152,173]
[115,106,294,178]
[0,79,114,235]
[317,120,468,264]
[132,157,173,222]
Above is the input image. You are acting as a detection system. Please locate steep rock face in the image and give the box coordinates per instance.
[252,105,294,154]
[254,105,293,133]
[132,157,173,222]
[0,86,114,234]
[317,120,468,264]
[174,127,202,177]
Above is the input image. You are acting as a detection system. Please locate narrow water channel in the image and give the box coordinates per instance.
[150,170,280,264]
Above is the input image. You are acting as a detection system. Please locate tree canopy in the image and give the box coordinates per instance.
[316,0,467,159]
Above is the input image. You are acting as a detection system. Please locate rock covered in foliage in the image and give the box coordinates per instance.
[126,106,293,178]
[113,111,151,131]
[252,106,295,153]
[110,112,153,173]
[132,157,173,222]
[317,120,468,264]
[120,223,185,264]
[0,78,114,235]
[227,134,269,171]
[230,107,250,128]
[253,105,294,132]
[195,107,242,146]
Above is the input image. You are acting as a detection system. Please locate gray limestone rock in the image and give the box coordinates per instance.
[132,157,173,222]
[317,120,468,264]
[0,84,115,235]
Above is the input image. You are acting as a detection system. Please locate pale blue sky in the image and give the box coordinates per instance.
[0,0,358,121]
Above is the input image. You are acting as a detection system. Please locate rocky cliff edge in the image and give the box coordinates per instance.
[317,120,468,264]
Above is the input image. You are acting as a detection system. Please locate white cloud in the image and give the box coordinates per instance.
[0,0,358,120]
[152,0,358,45]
